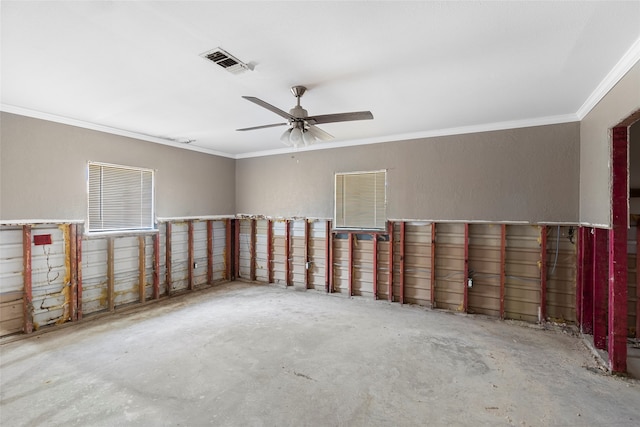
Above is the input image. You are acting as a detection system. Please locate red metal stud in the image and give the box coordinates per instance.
[540,225,547,322]
[22,225,33,333]
[400,222,406,305]
[388,222,394,302]
[593,228,608,350]
[608,126,629,373]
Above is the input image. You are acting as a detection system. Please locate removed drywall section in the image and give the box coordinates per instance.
[402,222,432,306]
[467,224,502,317]
[434,223,465,312]
[545,226,577,323]
[0,218,230,338]
[0,112,235,221]
[504,225,542,323]
[307,220,328,292]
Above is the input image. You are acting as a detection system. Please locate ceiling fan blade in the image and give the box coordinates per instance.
[306,111,373,125]
[307,125,333,141]
[242,96,294,120]
[236,122,287,131]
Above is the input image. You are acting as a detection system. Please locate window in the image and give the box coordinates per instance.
[88,162,155,232]
[334,170,386,230]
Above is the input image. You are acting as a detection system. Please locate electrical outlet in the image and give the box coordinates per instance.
[193,262,198,269]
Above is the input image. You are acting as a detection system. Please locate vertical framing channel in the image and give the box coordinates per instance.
[107,237,115,311]
[576,227,584,327]
[463,223,469,313]
[500,224,506,319]
[388,222,394,302]
[207,220,214,285]
[267,220,273,284]
[582,227,594,334]
[540,226,547,322]
[593,228,608,349]
[188,221,194,290]
[70,224,78,321]
[153,232,160,299]
[637,219,640,339]
[399,222,405,304]
[250,219,257,282]
[166,222,173,295]
[76,224,83,320]
[22,225,33,333]
[139,235,146,303]
[348,233,354,296]
[372,233,378,300]
[285,220,291,286]
[326,220,332,293]
[609,126,628,373]
[305,220,311,289]
[430,223,436,308]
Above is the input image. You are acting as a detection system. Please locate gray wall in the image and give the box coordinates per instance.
[236,123,580,223]
[0,113,235,222]
[580,62,640,227]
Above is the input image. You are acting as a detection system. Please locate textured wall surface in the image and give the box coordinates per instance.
[580,62,640,227]
[236,123,580,223]
[0,113,235,221]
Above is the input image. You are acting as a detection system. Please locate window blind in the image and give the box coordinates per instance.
[88,162,154,232]
[334,170,386,230]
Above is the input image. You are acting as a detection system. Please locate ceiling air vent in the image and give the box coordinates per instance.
[200,48,250,74]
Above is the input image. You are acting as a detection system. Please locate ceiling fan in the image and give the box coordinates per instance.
[236,85,373,147]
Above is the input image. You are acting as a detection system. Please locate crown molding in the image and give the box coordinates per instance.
[576,36,640,120]
[0,104,236,159]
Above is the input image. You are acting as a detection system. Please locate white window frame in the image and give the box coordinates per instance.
[334,170,387,231]
[87,161,155,233]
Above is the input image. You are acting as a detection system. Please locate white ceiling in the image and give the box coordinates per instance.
[2,1,640,159]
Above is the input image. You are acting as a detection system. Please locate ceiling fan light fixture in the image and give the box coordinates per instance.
[280,128,293,146]
[302,129,316,146]
[290,127,303,147]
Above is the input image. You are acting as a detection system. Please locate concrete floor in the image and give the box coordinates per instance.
[1,282,639,427]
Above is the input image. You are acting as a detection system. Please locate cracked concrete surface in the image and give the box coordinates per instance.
[1,282,639,426]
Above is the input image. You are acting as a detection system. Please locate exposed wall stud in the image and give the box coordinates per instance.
[581,228,594,334]
[500,224,506,319]
[225,219,232,280]
[107,236,115,311]
[327,221,333,293]
[372,233,378,300]
[188,220,194,290]
[430,223,436,308]
[166,222,173,295]
[152,233,160,300]
[267,220,274,284]
[138,235,146,303]
[327,226,333,293]
[576,227,584,326]
[463,223,469,313]
[540,225,547,322]
[234,219,240,281]
[388,222,394,302]
[285,220,291,286]
[76,224,83,320]
[608,126,628,373]
[593,228,608,350]
[304,220,311,289]
[250,219,257,282]
[207,220,214,285]
[348,233,354,297]
[22,225,33,333]
[400,222,406,305]
[70,224,78,321]
[637,219,640,339]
